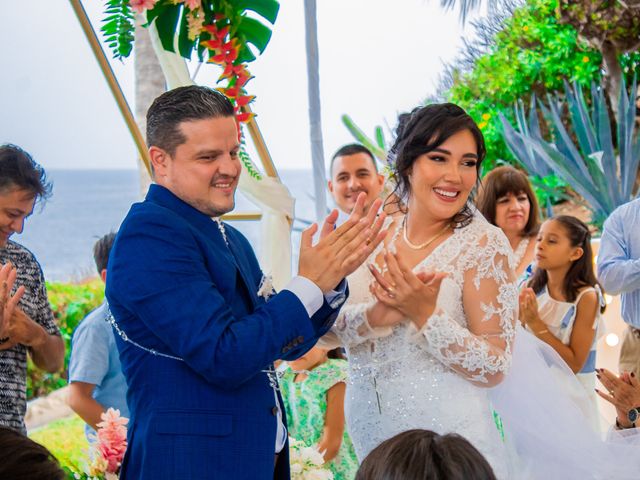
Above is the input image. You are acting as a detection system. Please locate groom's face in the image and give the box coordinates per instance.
[151,116,241,217]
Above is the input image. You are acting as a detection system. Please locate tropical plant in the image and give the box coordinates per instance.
[500,78,640,228]
[27,280,105,399]
[556,0,640,115]
[341,114,388,163]
[101,0,280,128]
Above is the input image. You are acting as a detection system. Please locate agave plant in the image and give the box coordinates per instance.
[500,78,640,228]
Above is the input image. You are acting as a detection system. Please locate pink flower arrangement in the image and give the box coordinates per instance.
[183,0,202,9]
[129,0,158,14]
[87,408,129,477]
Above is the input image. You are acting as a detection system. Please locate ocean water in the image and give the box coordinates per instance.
[15,169,320,282]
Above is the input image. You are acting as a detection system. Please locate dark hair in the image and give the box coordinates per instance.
[528,215,605,311]
[477,165,540,237]
[93,231,117,273]
[386,103,486,227]
[330,144,378,175]
[0,427,65,479]
[327,347,347,360]
[356,429,497,480]
[146,86,235,156]
[0,144,52,202]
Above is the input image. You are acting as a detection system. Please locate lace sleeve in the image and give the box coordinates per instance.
[417,230,518,387]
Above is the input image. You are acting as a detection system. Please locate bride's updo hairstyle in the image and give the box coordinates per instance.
[386,103,486,227]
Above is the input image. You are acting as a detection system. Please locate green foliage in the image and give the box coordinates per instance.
[239,146,263,181]
[446,0,604,171]
[501,79,640,229]
[101,1,279,62]
[101,0,136,59]
[26,280,105,400]
[340,114,388,163]
[29,415,89,478]
[530,173,570,217]
[149,0,278,60]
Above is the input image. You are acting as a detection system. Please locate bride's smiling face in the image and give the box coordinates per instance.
[407,129,479,222]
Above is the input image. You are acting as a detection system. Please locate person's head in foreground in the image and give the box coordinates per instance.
[0,144,52,247]
[0,426,65,480]
[386,103,485,227]
[146,85,240,217]
[355,429,497,480]
[328,143,384,214]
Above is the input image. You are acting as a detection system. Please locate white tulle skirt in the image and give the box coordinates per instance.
[489,325,640,479]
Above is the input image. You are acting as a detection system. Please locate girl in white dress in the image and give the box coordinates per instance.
[323,103,517,478]
[519,215,605,427]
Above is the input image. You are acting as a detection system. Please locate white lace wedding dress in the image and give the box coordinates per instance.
[323,212,517,478]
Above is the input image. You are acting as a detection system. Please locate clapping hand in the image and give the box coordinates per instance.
[0,263,25,348]
[298,193,387,293]
[596,368,640,428]
[368,250,446,329]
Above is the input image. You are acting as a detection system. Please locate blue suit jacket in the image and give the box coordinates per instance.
[106,185,344,479]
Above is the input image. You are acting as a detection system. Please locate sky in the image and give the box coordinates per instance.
[0,0,475,172]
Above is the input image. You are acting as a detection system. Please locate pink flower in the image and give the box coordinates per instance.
[95,408,129,474]
[184,0,202,9]
[129,0,158,13]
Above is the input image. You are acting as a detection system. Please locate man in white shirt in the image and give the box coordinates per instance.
[328,144,385,224]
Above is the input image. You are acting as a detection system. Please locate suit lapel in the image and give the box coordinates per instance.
[145,185,257,308]
[225,228,259,310]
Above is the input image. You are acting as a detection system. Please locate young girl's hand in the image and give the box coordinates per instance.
[519,288,544,330]
[369,250,446,329]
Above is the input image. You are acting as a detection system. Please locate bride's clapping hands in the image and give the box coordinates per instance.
[368,251,446,329]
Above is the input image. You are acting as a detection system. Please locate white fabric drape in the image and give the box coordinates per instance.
[148,24,294,289]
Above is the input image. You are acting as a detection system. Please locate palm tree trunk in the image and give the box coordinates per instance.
[303,0,327,223]
[134,15,166,196]
[601,41,622,121]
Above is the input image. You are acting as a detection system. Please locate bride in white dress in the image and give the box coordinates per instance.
[321,103,640,479]
[322,103,515,477]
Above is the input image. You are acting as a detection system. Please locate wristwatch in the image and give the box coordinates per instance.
[628,407,640,425]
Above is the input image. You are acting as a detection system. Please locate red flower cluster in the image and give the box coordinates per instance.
[202,20,255,128]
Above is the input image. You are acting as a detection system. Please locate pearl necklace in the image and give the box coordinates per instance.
[402,215,450,250]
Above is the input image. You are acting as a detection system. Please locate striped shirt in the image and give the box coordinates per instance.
[597,198,640,328]
[0,240,60,433]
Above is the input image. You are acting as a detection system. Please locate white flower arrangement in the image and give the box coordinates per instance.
[289,437,334,480]
[257,274,276,301]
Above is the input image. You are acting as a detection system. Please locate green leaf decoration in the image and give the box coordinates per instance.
[236,43,257,63]
[235,16,273,54]
[100,0,135,59]
[177,9,197,58]
[374,126,386,150]
[233,0,280,24]
[154,4,182,53]
[145,1,173,25]
[239,147,263,181]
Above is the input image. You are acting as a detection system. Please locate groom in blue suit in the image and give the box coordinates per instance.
[106,86,385,479]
